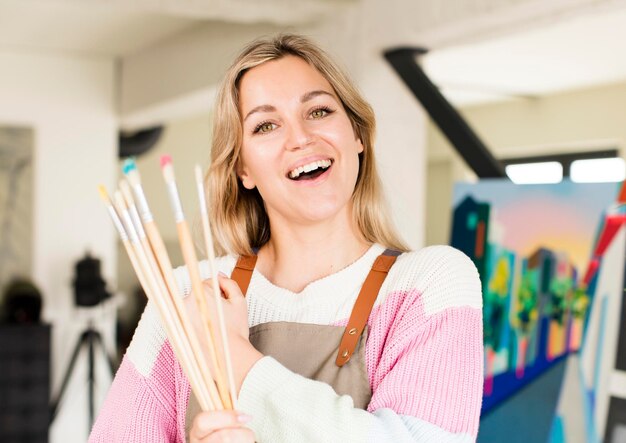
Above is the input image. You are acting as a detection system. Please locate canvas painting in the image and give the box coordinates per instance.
[450,179,625,442]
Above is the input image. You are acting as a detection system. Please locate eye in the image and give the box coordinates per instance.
[253,121,277,134]
[310,107,334,119]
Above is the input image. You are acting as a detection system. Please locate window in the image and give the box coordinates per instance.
[501,149,622,184]
[570,158,626,183]
[505,162,562,184]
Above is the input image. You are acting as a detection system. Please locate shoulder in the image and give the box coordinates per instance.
[125,300,170,377]
[383,245,482,316]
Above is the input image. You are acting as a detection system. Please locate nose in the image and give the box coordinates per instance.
[284,119,313,151]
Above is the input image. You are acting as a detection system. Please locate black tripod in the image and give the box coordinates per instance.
[49,321,116,429]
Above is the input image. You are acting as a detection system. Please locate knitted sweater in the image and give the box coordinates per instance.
[89,244,483,442]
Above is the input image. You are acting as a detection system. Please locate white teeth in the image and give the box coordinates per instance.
[289,159,332,179]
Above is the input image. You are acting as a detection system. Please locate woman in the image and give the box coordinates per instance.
[90,34,483,443]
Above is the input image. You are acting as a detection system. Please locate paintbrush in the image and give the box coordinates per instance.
[119,176,222,409]
[122,158,222,409]
[99,185,212,411]
[160,155,231,409]
[195,164,238,408]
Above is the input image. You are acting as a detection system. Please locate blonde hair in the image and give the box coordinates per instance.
[207,34,408,256]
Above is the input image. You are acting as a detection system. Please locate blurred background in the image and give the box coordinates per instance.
[1,0,626,442]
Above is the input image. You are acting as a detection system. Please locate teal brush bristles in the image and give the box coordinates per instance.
[122,158,137,175]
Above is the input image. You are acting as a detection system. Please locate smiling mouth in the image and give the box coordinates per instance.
[288,159,333,181]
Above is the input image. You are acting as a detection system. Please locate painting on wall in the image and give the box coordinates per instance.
[0,125,34,296]
[575,202,626,443]
[450,179,626,442]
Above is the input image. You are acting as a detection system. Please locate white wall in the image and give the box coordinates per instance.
[425,80,626,246]
[0,50,117,442]
[126,114,212,243]
[120,22,281,122]
[116,113,213,326]
[358,55,426,249]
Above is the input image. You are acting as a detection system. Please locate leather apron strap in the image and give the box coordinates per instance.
[335,250,398,366]
[230,249,399,368]
[230,255,257,296]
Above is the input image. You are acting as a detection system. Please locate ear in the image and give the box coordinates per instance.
[356,138,364,154]
[237,162,256,190]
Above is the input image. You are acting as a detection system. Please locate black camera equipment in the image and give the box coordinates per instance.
[73,254,111,307]
[50,253,116,429]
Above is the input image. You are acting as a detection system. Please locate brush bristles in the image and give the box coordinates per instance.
[97,185,111,204]
[122,158,137,175]
[160,154,173,168]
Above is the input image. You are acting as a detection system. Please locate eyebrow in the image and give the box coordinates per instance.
[243,90,335,123]
[301,90,334,103]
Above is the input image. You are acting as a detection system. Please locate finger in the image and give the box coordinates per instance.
[191,411,252,439]
[204,427,255,443]
[217,275,245,301]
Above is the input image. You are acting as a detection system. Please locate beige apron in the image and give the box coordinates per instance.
[185,250,398,440]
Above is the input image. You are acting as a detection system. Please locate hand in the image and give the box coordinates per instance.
[185,274,263,394]
[190,410,255,443]
[206,275,252,344]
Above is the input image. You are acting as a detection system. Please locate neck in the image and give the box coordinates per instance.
[256,208,371,293]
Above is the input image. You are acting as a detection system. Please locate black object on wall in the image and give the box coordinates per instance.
[1,279,42,324]
[383,47,506,179]
[616,253,626,372]
[119,126,163,158]
[605,397,626,443]
[0,324,51,443]
[605,231,626,440]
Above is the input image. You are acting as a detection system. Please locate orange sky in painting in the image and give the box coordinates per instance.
[453,181,619,275]
[493,196,599,271]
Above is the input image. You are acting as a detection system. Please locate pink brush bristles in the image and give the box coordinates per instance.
[160,154,172,168]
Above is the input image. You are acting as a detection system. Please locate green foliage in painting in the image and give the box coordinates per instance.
[515,270,538,335]
[548,277,572,325]
[484,255,511,350]
[570,286,590,319]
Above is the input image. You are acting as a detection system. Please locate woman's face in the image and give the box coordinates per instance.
[237,55,363,226]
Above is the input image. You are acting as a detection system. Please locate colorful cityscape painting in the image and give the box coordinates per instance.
[450,179,620,420]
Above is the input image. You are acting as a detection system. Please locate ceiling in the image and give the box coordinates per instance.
[422,4,626,106]
[0,0,338,57]
[1,0,626,107]
[0,2,196,57]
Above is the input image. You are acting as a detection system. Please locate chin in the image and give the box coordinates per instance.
[298,200,351,224]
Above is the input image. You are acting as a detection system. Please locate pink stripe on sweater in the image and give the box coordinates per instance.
[89,349,179,442]
[174,351,191,442]
[366,289,483,436]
